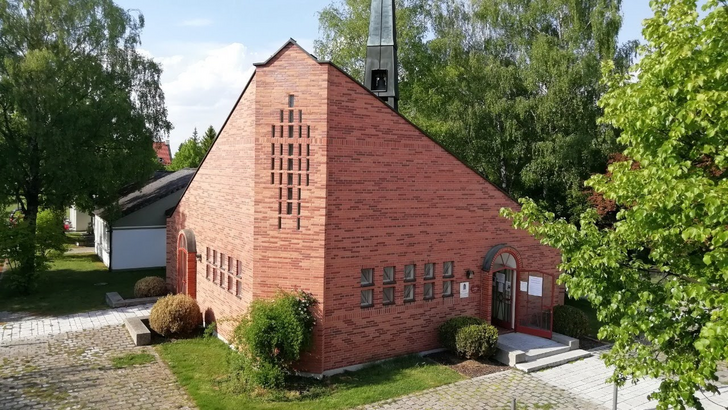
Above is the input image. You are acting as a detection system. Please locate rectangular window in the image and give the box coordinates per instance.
[425,263,435,279]
[279,187,282,200]
[228,256,233,272]
[278,217,282,229]
[271,143,275,156]
[298,158,302,171]
[298,144,302,156]
[287,202,293,215]
[227,276,233,293]
[236,260,242,278]
[307,144,310,156]
[220,275,226,289]
[297,218,300,230]
[213,250,218,265]
[383,287,394,305]
[279,173,282,184]
[279,202,282,214]
[443,280,453,297]
[383,266,395,284]
[361,289,373,308]
[424,282,434,300]
[280,125,283,138]
[288,110,294,123]
[287,173,293,185]
[298,174,301,186]
[279,158,283,170]
[299,110,302,122]
[280,110,284,122]
[206,265,211,280]
[236,280,242,298]
[404,264,415,282]
[287,188,293,200]
[404,284,415,302]
[288,95,295,108]
[279,143,283,156]
[271,125,276,138]
[307,125,310,138]
[361,268,374,286]
[271,158,275,171]
[213,268,218,284]
[443,261,454,278]
[306,159,310,171]
[306,174,310,186]
[271,173,275,184]
[288,144,294,156]
[288,125,294,138]
[206,247,211,262]
[298,188,301,200]
[297,203,301,215]
[288,158,294,170]
[220,253,226,270]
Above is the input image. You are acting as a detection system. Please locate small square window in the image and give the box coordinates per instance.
[424,283,434,300]
[206,265,211,280]
[236,260,242,278]
[383,287,394,305]
[361,268,374,286]
[228,256,233,272]
[361,289,373,308]
[404,284,415,302]
[404,264,415,282]
[383,266,395,284]
[236,280,242,298]
[425,263,435,279]
[443,261,454,278]
[443,280,453,297]
[228,276,233,293]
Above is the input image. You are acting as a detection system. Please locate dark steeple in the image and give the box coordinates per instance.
[364,0,399,111]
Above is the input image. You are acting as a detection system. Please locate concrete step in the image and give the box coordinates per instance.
[515,349,592,373]
[524,345,571,362]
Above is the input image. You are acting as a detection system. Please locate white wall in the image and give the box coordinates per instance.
[94,216,110,267]
[69,206,92,232]
[111,227,166,270]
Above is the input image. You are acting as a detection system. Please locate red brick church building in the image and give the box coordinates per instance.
[165,39,563,376]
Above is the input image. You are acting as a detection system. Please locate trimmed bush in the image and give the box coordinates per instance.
[134,276,168,298]
[455,324,499,359]
[149,294,202,336]
[437,316,483,352]
[553,304,590,339]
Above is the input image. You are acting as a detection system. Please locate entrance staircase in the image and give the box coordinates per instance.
[494,332,592,373]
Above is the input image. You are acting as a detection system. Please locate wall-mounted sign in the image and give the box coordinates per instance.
[528,276,543,297]
[460,282,470,298]
[520,281,528,292]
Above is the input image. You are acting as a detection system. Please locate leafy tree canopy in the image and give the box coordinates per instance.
[316,0,636,219]
[0,0,170,291]
[167,126,216,171]
[503,1,728,408]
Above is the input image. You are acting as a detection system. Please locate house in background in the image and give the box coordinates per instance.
[165,38,564,376]
[68,205,92,232]
[94,168,194,270]
[154,141,173,166]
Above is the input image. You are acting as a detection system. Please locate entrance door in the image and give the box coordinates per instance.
[515,270,554,338]
[177,247,188,294]
[491,269,515,329]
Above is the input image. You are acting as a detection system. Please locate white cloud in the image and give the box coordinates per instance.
[150,42,259,153]
[179,18,213,27]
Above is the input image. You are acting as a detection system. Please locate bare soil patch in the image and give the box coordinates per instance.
[425,351,509,378]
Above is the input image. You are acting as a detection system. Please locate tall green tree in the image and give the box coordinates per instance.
[201,125,217,154]
[503,1,728,408]
[168,128,203,171]
[0,0,170,292]
[316,0,636,218]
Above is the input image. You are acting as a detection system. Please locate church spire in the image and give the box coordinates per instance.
[364,0,399,111]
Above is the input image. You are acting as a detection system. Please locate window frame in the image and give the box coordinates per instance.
[423,282,434,300]
[360,289,374,308]
[443,280,453,297]
[404,284,415,303]
[404,264,416,282]
[443,261,454,278]
[383,266,395,284]
[382,287,395,306]
[424,263,435,280]
[360,268,374,287]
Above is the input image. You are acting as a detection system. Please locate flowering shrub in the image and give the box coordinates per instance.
[231,290,317,389]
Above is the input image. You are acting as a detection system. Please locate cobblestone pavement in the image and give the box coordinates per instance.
[0,325,196,410]
[0,305,152,344]
[533,349,728,410]
[361,370,604,410]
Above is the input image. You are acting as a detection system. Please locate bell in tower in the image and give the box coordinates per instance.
[364,0,399,111]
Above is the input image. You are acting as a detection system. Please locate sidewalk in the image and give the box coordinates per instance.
[0,304,152,344]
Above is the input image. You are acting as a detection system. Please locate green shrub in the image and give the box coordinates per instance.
[553,304,590,339]
[149,294,202,336]
[134,276,168,298]
[455,324,499,359]
[437,316,483,352]
[203,321,217,339]
[230,290,317,390]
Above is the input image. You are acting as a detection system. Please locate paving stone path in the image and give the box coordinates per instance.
[533,348,728,410]
[0,325,196,410]
[361,369,604,410]
[0,305,152,344]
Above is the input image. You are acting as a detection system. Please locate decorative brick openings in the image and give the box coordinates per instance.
[166,41,563,375]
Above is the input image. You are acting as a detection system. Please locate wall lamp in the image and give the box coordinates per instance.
[465,269,475,279]
[196,254,202,261]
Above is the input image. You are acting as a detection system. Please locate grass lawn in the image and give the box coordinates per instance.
[0,254,165,316]
[111,352,156,368]
[157,337,464,410]
[565,297,602,338]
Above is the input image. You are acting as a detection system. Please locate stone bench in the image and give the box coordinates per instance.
[124,316,151,346]
[105,292,161,308]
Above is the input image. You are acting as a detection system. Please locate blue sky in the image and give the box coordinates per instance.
[114,0,655,153]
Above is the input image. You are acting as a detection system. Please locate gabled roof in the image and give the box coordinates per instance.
[97,168,195,219]
[167,39,517,218]
[154,142,172,165]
